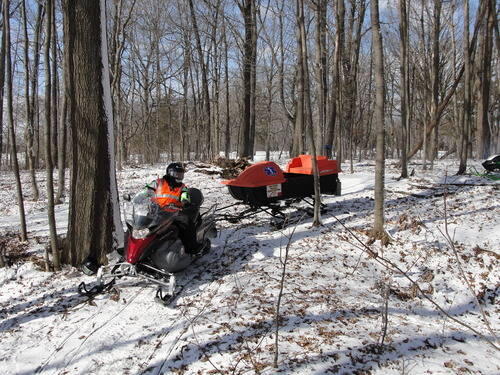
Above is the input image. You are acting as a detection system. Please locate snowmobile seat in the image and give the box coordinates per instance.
[175,188,203,227]
[187,187,204,207]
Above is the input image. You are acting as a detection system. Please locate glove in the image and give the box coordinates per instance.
[180,190,191,207]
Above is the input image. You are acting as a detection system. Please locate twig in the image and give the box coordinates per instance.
[329,213,500,351]
[380,284,389,346]
[379,242,390,346]
[438,191,498,342]
[273,213,305,368]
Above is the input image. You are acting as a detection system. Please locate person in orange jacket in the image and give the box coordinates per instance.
[149,162,191,211]
[147,162,205,254]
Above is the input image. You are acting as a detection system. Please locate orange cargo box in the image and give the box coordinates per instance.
[221,161,286,188]
[285,154,340,175]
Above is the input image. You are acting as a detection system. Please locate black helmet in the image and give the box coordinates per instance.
[166,162,185,185]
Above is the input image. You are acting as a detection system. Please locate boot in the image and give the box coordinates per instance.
[188,239,210,255]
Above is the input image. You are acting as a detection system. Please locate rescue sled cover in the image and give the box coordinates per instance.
[222,155,341,206]
[221,161,286,206]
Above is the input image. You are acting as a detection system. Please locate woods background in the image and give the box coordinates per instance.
[0,0,498,176]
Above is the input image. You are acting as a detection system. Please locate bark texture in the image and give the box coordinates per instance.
[64,0,117,266]
[371,0,386,236]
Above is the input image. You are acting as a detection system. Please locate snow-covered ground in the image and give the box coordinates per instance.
[0,158,499,375]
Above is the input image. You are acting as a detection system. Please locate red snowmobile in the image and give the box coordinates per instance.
[78,188,217,304]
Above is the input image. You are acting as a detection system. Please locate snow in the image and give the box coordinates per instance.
[0,158,499,375]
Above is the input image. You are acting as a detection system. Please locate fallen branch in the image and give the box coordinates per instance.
[386,189,458,199]
[439,182,496,187]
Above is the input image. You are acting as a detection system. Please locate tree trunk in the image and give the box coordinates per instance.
[51,0,58,167]
[56,0,70,204]
[292,6,305,158]
[55,80,68,204]
[249,1,257,159]
[0,6,5,168]
[30,3,44,170]
[458,0,472,174]
[371,0,386,237]
[0,2,5,266]
[21,0,40,200]
[315,0,327,152]
[346,0,366,172]
[44,0,60,270]
[188,0,211,159]
[298,0,321,226]
[181,25,190,162]
[429,0,441,169]
[399,0,409,178]
[326,0,345,160]
[110,0,136,169]
[4,0,28,241]
[209,1,222,157]
[335,0,345,163]
[63,0,123,266]
[238,0,256,159]
[476,0,494,159]
[223,15,231,158]
[449,0,461,162]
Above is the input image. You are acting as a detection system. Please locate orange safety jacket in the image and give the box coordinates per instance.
[152,178,187,212]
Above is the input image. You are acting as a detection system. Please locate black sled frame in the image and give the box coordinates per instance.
[214,196,328,228]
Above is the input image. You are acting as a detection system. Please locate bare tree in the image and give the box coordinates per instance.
[63,0,123,266]
[458,0,472,175]
[21,0,40,200]
[237,0,257,159]
[475,0,494,159]
[188,0,212,159]
[292,0,305,158]
[297,0,321,225]
[399,0,409,178]
[3,0,28,241]
[313,0,328,152]
[29,2,44,170]
[345,0,366,173]
[44,0,60,270]
[9,0,490,179]
[0,5,5,168]
[55,7,69,205]
[429,0,442,169]
[50,0,58,167]
[370,0,385,237]
[325,0,345,161]
[222,13,231,158]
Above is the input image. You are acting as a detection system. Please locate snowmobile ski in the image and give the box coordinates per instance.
[78,278,116,298]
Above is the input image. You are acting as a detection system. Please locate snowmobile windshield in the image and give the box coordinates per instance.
[128,191,177,230]
[130,191,160,229]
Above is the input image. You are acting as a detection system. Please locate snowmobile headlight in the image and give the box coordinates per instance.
[132,228,150,239]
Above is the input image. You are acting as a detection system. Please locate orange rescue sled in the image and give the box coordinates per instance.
[222,155,341,207]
